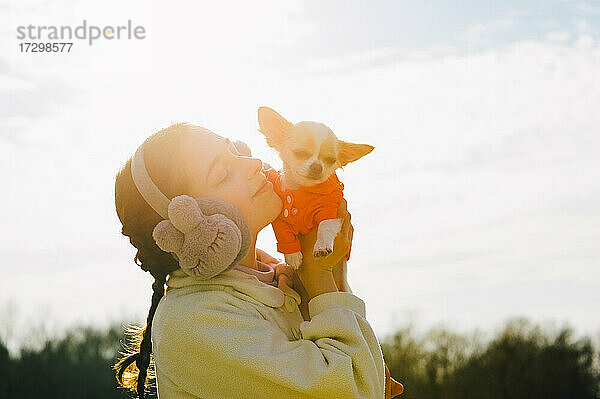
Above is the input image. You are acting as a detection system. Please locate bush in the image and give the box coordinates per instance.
[1,325,148,399]
[383,319,600,399]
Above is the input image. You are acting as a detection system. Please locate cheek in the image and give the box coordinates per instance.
[294,159,312,173]
[323,163,336,175]
[230,190,254,217]
[225,187,278,231]
[211,185,253,220]
[212,182,282,231]
[255,190,282,226]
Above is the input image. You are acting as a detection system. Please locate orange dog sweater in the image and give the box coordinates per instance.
[264,167,348,258]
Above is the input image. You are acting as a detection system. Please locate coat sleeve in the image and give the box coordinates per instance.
[155,291,385,399]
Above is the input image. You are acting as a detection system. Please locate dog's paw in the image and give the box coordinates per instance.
[284,252,303,270]
[313,241,333,258]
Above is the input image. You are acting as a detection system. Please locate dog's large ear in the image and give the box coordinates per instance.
[258,107,292,149]
[337,140,374,166]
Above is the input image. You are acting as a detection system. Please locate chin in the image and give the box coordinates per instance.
[266,191,283,220]
[248,191,282,233]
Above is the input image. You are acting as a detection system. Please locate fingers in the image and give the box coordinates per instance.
[297,226,319,266]
[337,197,348,215]
[348,220,354,243]
[332,259,352,292]
[384,363,404,398]
[274,264,302,311]
[385,364,392,399]
[274,263,295,281]
[337,198,352,243]
[391,378,404,397]
[277,274,301,304]
[256,248,281,265]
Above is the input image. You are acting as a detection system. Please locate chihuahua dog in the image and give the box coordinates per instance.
[258,106,374,269]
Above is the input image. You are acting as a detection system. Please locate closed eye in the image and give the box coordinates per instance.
[324,157,337,165]
[217,140,240,185]
[217,143,233,186]
[216,169,228,185]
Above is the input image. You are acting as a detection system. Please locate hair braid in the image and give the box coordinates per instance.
[136,274,166,398]
[114,273,167,398]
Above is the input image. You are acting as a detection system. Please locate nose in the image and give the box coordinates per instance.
[308,162,322,176]
[245,157,263,178]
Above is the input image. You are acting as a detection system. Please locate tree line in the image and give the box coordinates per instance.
[0,318,598,398]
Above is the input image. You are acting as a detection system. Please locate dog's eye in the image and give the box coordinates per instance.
[324,157,337,165]
[293,150,310,159]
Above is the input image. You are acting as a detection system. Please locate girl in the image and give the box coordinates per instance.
[113,122,402,398]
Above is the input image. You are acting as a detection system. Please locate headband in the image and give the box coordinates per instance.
[130,141,170,219]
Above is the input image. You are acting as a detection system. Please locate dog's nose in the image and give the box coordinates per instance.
[308,162,323,177]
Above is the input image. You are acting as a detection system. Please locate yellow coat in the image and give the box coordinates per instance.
[151,268,385,398]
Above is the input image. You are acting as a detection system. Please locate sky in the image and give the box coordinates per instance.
[1,0,599,353]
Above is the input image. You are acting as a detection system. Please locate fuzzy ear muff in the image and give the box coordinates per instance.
[167,195,206,233]
[152,195,252,280]
[195,197,251,268]
[337,140,375,167]
[177,213,242,279]
[257,106,293,149]
[153,220,185,253]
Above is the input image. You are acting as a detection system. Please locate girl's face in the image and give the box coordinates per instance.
[182,130,282,234]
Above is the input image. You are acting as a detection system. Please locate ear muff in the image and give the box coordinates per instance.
[195,197,251,268]
[151,195,251,279]
[130,139,251,279]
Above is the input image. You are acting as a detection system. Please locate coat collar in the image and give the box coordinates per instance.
[166,268,285,308]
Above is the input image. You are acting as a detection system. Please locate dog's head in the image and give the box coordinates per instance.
[258,106,374,187]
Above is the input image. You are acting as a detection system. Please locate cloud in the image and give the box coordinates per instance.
[458,12,523,47]
[0,77,82,143]
[576,2,600,16]
[546,31,571,42]
[2,1,600,341]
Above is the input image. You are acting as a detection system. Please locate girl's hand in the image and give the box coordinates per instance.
[256,249,308,317]
[273,263,305,314]
[256,248,281,265]
[258,198,354,319]
[296,199,354,301]
[385,364,405,398]
[298,198,353,273]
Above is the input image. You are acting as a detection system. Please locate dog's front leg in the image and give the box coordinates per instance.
[313,218,342,258]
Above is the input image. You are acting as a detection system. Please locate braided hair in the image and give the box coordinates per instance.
[114,272,166,398]
[113,123,208,398]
